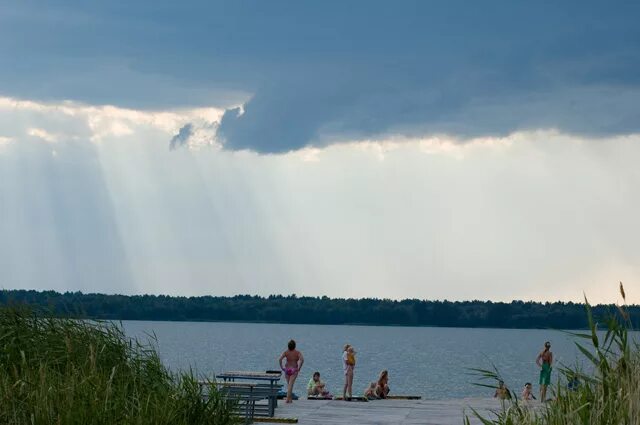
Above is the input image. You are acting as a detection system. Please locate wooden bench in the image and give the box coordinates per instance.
[216,371,283,412]
[200,381,282,424]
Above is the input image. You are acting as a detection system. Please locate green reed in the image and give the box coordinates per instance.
[0,307,238,425]
[466,283,639,425]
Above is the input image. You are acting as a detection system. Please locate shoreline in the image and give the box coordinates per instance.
[116,317,593,331]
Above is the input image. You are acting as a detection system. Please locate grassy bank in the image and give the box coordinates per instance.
[0,308,237,425]
[469,284,639,425]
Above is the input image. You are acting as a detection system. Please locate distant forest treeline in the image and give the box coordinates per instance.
[1,289,637,329]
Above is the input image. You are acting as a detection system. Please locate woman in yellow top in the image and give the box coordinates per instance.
[342,344,356,400]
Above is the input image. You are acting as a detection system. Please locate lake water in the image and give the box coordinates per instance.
[122,321,602,399]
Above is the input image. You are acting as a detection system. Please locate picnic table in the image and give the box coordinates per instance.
[213,371,283,421]
[216,371,282,385]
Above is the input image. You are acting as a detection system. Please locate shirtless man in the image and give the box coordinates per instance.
[536,341,553,401]
[279,339,304,403]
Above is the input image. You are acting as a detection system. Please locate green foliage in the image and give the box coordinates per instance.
[468,284,639,424]
[0,307,238,425]
[1,289,638,329]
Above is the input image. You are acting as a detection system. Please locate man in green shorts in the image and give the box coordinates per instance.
[536,341,553,401]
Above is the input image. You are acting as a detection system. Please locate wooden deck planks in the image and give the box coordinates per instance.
[274,398,526,425]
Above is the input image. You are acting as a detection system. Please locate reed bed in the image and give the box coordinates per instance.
[0,307,237,425]
[467,283,639,425]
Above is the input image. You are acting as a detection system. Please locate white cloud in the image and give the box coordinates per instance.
[27,127,59,143]
[0,95,225,146]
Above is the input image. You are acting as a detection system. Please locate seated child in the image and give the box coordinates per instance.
[364,382,379,399]
[494,380,511,400]
[307,371,331,398]
[375,370,390,399]
[521,382,536,401]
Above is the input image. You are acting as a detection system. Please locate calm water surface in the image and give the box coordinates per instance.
[122,321,602,399]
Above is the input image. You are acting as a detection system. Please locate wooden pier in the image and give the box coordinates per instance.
[274,398,518,424]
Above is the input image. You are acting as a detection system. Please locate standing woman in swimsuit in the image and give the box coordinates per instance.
[536,341,553,402]
[279,339,304,403]
[342,344,355,400]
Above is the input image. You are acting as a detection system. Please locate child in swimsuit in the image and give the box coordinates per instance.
[493,380,510,400]
[521,382,535,401]
[279,339,304,403]
[364,382,378,399]
[347,347,356,367]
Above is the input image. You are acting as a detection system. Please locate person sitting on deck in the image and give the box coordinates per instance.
[494,380,511,400]
[364,382,379,399]
[307,371,331,398]
[521,382,536,401]
[375,370,390,399]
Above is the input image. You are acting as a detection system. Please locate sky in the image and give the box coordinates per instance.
[0,1,639,303]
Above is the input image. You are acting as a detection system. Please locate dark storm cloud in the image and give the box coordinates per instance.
[2,1,640,153]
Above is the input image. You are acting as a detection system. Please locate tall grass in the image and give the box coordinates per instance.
[0,307,237,425]
[467,283,639,425]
